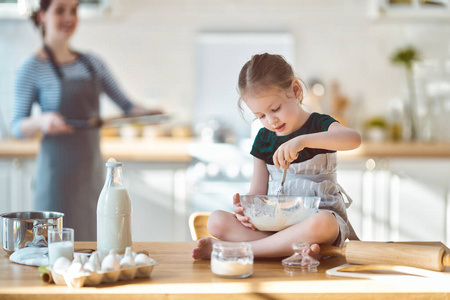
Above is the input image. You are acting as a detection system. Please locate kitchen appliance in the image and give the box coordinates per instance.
[1,211,63,254]
[320,241,450,271]
[187,143,253,215]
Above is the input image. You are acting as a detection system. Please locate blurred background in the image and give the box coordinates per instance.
[1,0,450,244]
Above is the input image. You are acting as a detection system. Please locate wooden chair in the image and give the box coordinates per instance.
[188,212,213,241]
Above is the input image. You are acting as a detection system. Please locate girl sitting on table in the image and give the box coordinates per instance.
[192,53,361,260]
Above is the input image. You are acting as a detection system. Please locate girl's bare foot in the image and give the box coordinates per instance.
[306,243,321,260]
[192,237,216,260]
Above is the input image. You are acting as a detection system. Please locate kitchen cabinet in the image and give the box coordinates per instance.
[0,158,34,214]
[0,158,191,243]
[123,161,190,242]
[1,138,449,245]
[185,141,450,245]
[0,138,193,243]
[338,158,450,245]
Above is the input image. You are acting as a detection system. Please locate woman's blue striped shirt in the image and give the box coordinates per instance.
[12,52,133,138]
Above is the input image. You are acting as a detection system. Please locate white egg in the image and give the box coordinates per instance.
[65,254,86,277]
[134,253,151,266]
[101,249,121,271]
[67,262,84,278]
[52,256,71,272]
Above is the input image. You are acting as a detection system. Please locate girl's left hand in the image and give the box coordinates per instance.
[273,137,304,169]
[233,193,256,230]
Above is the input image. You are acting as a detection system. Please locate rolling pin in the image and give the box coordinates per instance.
[320,241,450,271]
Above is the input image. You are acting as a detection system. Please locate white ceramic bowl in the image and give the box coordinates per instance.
[240,195,320,231]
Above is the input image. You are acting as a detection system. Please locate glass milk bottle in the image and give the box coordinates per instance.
[97,159,132,255]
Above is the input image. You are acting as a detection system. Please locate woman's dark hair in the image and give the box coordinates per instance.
[30,0,53,37]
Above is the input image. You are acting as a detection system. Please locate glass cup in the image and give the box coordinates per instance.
[48,228,74,265]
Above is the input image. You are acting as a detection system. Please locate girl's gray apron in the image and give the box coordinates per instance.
[34,46,104,241]
[267,152,359,244]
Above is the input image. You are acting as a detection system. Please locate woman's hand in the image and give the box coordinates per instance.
[129,104,164,116]
[232,193,256,230]
[273,136,304,169]
[39,112,74,135]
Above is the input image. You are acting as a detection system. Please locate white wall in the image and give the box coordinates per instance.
[1,0,450,136]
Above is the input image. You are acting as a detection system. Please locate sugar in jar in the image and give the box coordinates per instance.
[211,242,253,278]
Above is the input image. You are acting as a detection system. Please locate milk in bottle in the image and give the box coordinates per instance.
[97,158,132,255]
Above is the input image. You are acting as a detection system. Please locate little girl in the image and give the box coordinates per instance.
[192,53,361,260]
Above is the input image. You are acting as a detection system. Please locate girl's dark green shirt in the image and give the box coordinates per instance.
[250,112,337,165]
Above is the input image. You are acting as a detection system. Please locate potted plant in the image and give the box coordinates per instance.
[364,116,388,142]
[391,45,421,141]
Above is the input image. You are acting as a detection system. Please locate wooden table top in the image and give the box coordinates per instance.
[1,242,450,300]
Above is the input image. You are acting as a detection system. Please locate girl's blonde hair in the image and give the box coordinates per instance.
[237,53,305,112]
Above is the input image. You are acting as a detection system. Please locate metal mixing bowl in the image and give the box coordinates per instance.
[240,195,320,231]
[1,211,63,255]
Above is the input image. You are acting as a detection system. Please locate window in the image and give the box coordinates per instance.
[0,0,112,19]
[195,33,294,140]
[369,0,450,19]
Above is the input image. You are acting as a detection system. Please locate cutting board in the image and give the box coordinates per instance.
[326,263,450,287]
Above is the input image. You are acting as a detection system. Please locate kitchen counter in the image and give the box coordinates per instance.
[0,137,193,162]
[1,242,450,300]
[1,138,450,161]
[338,141,450,160]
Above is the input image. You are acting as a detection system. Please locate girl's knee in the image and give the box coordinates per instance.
[207,210,232,238]
[308,211,339,239]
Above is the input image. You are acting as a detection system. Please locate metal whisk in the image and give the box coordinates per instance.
[276,167,287,197]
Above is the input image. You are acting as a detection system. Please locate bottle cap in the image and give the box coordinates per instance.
[106,157,122,167]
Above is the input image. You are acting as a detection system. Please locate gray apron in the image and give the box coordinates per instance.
[267,152,359,244]
[34,45,104,241]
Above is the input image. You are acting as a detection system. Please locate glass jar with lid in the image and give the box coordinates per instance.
[210,242,253,279]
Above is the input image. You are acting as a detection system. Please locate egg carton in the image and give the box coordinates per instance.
[50,259,157,288]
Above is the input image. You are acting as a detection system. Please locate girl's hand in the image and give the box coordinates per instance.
[273,136,305,169]
[232,193,256,230]
[40,112,74,135]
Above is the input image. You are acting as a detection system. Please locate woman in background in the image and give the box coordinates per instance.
[11,0,160,240]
